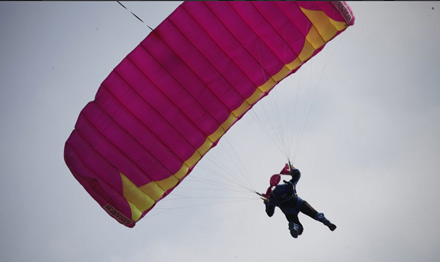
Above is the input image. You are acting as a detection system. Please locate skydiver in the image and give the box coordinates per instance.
[261,164,336,238]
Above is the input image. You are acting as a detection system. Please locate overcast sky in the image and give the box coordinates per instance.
[1,1,440,261]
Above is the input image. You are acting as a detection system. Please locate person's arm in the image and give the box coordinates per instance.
[265,200,275,217]
[290,168,301,185]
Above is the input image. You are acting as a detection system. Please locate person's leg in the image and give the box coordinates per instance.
[299,200,318,218]
[288,216,303,238]
[315,212,337,231]
[300,200,336,231]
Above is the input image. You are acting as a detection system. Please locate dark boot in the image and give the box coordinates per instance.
[288,221,303,238]
[315,213,337,231]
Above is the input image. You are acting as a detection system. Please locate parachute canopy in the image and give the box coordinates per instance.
[64,1,354,227]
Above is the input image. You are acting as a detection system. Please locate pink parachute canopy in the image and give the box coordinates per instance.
[64,1,354,227]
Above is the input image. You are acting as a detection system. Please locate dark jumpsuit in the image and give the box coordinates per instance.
[265,169,320,236]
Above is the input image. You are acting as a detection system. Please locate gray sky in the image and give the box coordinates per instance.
[1,2,440,261]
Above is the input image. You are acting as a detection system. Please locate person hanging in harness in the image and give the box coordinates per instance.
[261,163,336,238]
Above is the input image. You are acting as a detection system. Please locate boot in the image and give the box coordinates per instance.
[315,213,337,231]
[328,223,337,231]
[288,221,303,238]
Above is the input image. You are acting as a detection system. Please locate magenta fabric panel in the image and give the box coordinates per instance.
[299,2,352,25]
[126,46,217,139]
[182,2,270,88]
[276,2,311,38]
[65,132,131,217]
[257,2,307,58]
[96,87,182,184]
[76,103,159,183]
[231,2,295,65]
[205,2,281,84]
[100,60,200,165]
[141,33,230,126]
[297,1,324,11]
[158,19,245,112]
[129,43,221,136]
[66,130,121,190]
[170,7,256,102]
